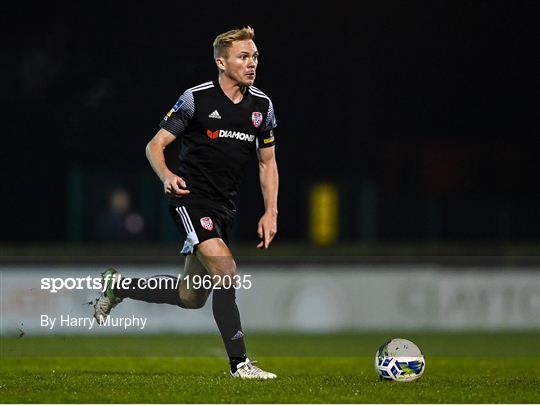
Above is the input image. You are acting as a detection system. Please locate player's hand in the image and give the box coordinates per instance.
[257,211,277,249]
[163,175,190,197]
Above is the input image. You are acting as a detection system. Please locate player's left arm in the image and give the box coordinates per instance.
[257,145,279,249]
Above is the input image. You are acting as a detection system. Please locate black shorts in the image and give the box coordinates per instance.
[168,204,232,255]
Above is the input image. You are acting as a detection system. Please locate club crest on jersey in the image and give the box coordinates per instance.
[252,112,263,128]
[200,217,214,231]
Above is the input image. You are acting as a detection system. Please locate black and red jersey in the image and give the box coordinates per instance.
[159,80,276,216]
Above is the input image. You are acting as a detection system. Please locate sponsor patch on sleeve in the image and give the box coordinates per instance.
[263,130,274,144]
[173,98,184,112]
[164,109,174,120]
[163,97,184,121]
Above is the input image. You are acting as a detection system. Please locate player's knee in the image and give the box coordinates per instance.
[215,261,237,281]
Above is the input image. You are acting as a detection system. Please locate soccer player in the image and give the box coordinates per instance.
[94,26,278,379]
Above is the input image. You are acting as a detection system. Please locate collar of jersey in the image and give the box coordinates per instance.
[214,80,249,106]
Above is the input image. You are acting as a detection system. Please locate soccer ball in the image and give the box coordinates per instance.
[374,338,425,382]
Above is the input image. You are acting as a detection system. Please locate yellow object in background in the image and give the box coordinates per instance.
[309,183,338,246]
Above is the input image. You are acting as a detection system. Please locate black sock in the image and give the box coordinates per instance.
[113,275,185,308]
[229,357,247,373]
[212,287,247,370]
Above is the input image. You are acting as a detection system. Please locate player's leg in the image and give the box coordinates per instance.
[195,238,243,362]
[94,255,210,316]
[196,237,276,379]
[179,254,211,309]
[93,205,214,321]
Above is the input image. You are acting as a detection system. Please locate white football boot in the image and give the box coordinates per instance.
[231,358,277,379]
[93,267,123,324]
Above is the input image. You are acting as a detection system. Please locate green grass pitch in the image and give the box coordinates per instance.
[1,332,538,403]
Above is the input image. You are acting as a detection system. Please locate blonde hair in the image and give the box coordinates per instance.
[213,26,255,59]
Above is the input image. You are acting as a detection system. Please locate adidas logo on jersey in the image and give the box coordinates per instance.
[208,110,222,119]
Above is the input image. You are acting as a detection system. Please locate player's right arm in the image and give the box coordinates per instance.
[145,128,190,196]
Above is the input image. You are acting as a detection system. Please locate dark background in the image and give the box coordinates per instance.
[3,1,539,247]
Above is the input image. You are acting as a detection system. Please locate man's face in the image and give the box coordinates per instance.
[219,39,258,86]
